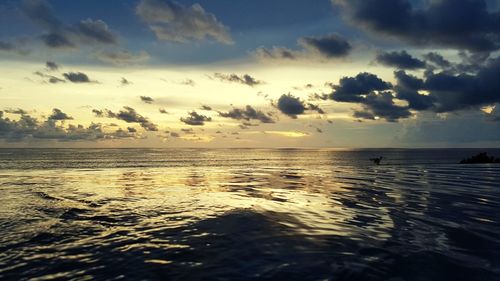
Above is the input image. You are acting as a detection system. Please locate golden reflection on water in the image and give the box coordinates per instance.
[1,149,500,280]
[0,163,400,242]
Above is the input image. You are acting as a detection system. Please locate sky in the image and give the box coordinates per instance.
[1,0,500,148]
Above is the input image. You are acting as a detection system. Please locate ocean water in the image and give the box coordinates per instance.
[0,148,499,280]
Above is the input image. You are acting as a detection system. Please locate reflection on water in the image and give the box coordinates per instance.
[0,149,499,280]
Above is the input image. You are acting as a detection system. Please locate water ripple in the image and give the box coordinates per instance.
[0,149,499,280]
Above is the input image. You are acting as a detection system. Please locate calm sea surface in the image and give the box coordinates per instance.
[0,148,499,280]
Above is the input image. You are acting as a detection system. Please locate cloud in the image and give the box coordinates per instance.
[40,32,74,48]
[375,50,426,69]
[200,105,212,111]
[120,78,132,86]
[333,0,500,52]
[354,91,412,122]
[33,71,65,84]
[179,79,196,86]
[77,19,117,44]
[140,96,154,104]
[93,106,158,131]
[330,72,392,102]
[254,46,297,60]
[307,103,326,114]
[21,0,118,49]
[0,40,29,55]
[96,50,150,65]
[394,70,435,110]
[135,0,232,44]
[159,108,168,114]
[255,33,352,61]
[212,73,263,87]
[276,94,306,118]
[4,108,29,115]
[423,58,500,112]
[63,72,94,83]
[180,111,212,126]
[326,57,500,121]
[328,72,412,121]
[0,110,139,141]
[298,33,352,58]
[218,105,275,123]
[22,0,61,30]
[424,52,452,69]
[45,61,59,71]
[48,108,73,120]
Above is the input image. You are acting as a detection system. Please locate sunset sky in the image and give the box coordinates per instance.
[1,0,500,148]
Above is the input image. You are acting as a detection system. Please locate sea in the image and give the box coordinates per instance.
[0,148,499,280]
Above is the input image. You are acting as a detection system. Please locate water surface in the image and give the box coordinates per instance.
[0,149,499,280]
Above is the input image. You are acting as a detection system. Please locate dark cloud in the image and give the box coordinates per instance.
[218,105,275,123]
[256,33,352,61]
[159,108,168,114]
[21,0,118,49]
[180,111,212,126]
[376,50,426,69]
[45,61,59,71]
[135,0,232,44]
[353,110,376,120]
[0,110,138,141]
[424,52,452,69]
[63,72,93,83]
[77,19,117,44]
[170,132,180,138]
[92,109,105,117]
[298,33,352,58]
[355,91,412,122]
[121,78,132,86]
[140,96,154,104]
[330,72,392,102]
[309,93,329,101]
[276,94,306,118]
[3,108,28,115]
[333,0,500,52]
[48,108,73,120]
[213,73,263,87]
[327,57,500,121]
[424,58,500,112]
[254,46,297,60]
[127,127,137,133]
[33,71,65,84]
[307,103,326,114]
[394,70,435,110]
[41,32,74,48]
[200,105,212,111]
[94,106,158,131]
[328,72,412,121]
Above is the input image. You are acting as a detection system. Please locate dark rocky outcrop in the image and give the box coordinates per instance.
[460,152,500,164]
